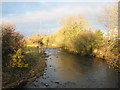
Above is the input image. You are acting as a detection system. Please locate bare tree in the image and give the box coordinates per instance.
[98,2,118,30]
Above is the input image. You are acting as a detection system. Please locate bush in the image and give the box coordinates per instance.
[1,24,25,66]
[64,30,103,55]
[9,49,28,67]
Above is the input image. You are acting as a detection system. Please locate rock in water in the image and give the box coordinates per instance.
[44,83,49,87]
[55,82,59,84]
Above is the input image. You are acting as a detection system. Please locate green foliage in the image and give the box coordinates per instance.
[9,49,28,67]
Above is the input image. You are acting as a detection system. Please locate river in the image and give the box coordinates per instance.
[24,47,119,88]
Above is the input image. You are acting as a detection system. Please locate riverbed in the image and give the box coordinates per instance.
[24,47,119,88]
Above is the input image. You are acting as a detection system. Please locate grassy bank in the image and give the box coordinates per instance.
[2,46,47,88]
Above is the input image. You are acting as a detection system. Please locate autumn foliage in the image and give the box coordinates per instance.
[1,24,25,67]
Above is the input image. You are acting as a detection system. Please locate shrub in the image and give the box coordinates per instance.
[65,30,102,55]
[9,49,28,67]
[10,49,28,67]
[1,24,25,66]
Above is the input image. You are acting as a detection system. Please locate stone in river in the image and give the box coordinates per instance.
[42,76,46,79]
[55,82,59,84]
[44,72,46,75]
[34,84,37,87]
[43,83,49,87]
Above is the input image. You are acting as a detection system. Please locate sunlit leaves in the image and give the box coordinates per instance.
[9,49,28,67]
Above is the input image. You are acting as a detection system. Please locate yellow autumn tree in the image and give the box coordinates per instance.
[55,14,90,48]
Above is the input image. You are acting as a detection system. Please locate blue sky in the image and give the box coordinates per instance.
[1,1,115,36]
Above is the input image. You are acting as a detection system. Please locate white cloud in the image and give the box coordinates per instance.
[2,4,104,24]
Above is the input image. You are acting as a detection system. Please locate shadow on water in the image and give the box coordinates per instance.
[24,47,119,88]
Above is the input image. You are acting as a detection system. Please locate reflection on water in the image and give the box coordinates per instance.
[25,47,118,88]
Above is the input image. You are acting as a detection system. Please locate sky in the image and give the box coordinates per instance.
[1,0,116,36]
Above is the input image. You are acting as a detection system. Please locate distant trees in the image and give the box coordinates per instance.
[26,34,47,46]
[27,35,42,43]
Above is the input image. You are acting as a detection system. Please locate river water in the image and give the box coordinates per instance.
[25,47,119,88]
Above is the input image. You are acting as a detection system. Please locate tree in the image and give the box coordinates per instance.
[98,3,118,52]
[56,14,90,48]
[69,30,102,55]
[59,14,90,31]
[97,2,120,69]
[1,24,25,66]
[98,3,118,30]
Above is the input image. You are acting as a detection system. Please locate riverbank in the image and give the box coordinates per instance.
[2,46,48,89]
[92,48,120,72]
[55,47,120,72]
[44,46,120,72]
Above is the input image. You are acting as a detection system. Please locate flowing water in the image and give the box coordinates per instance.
[25,47,119,88]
